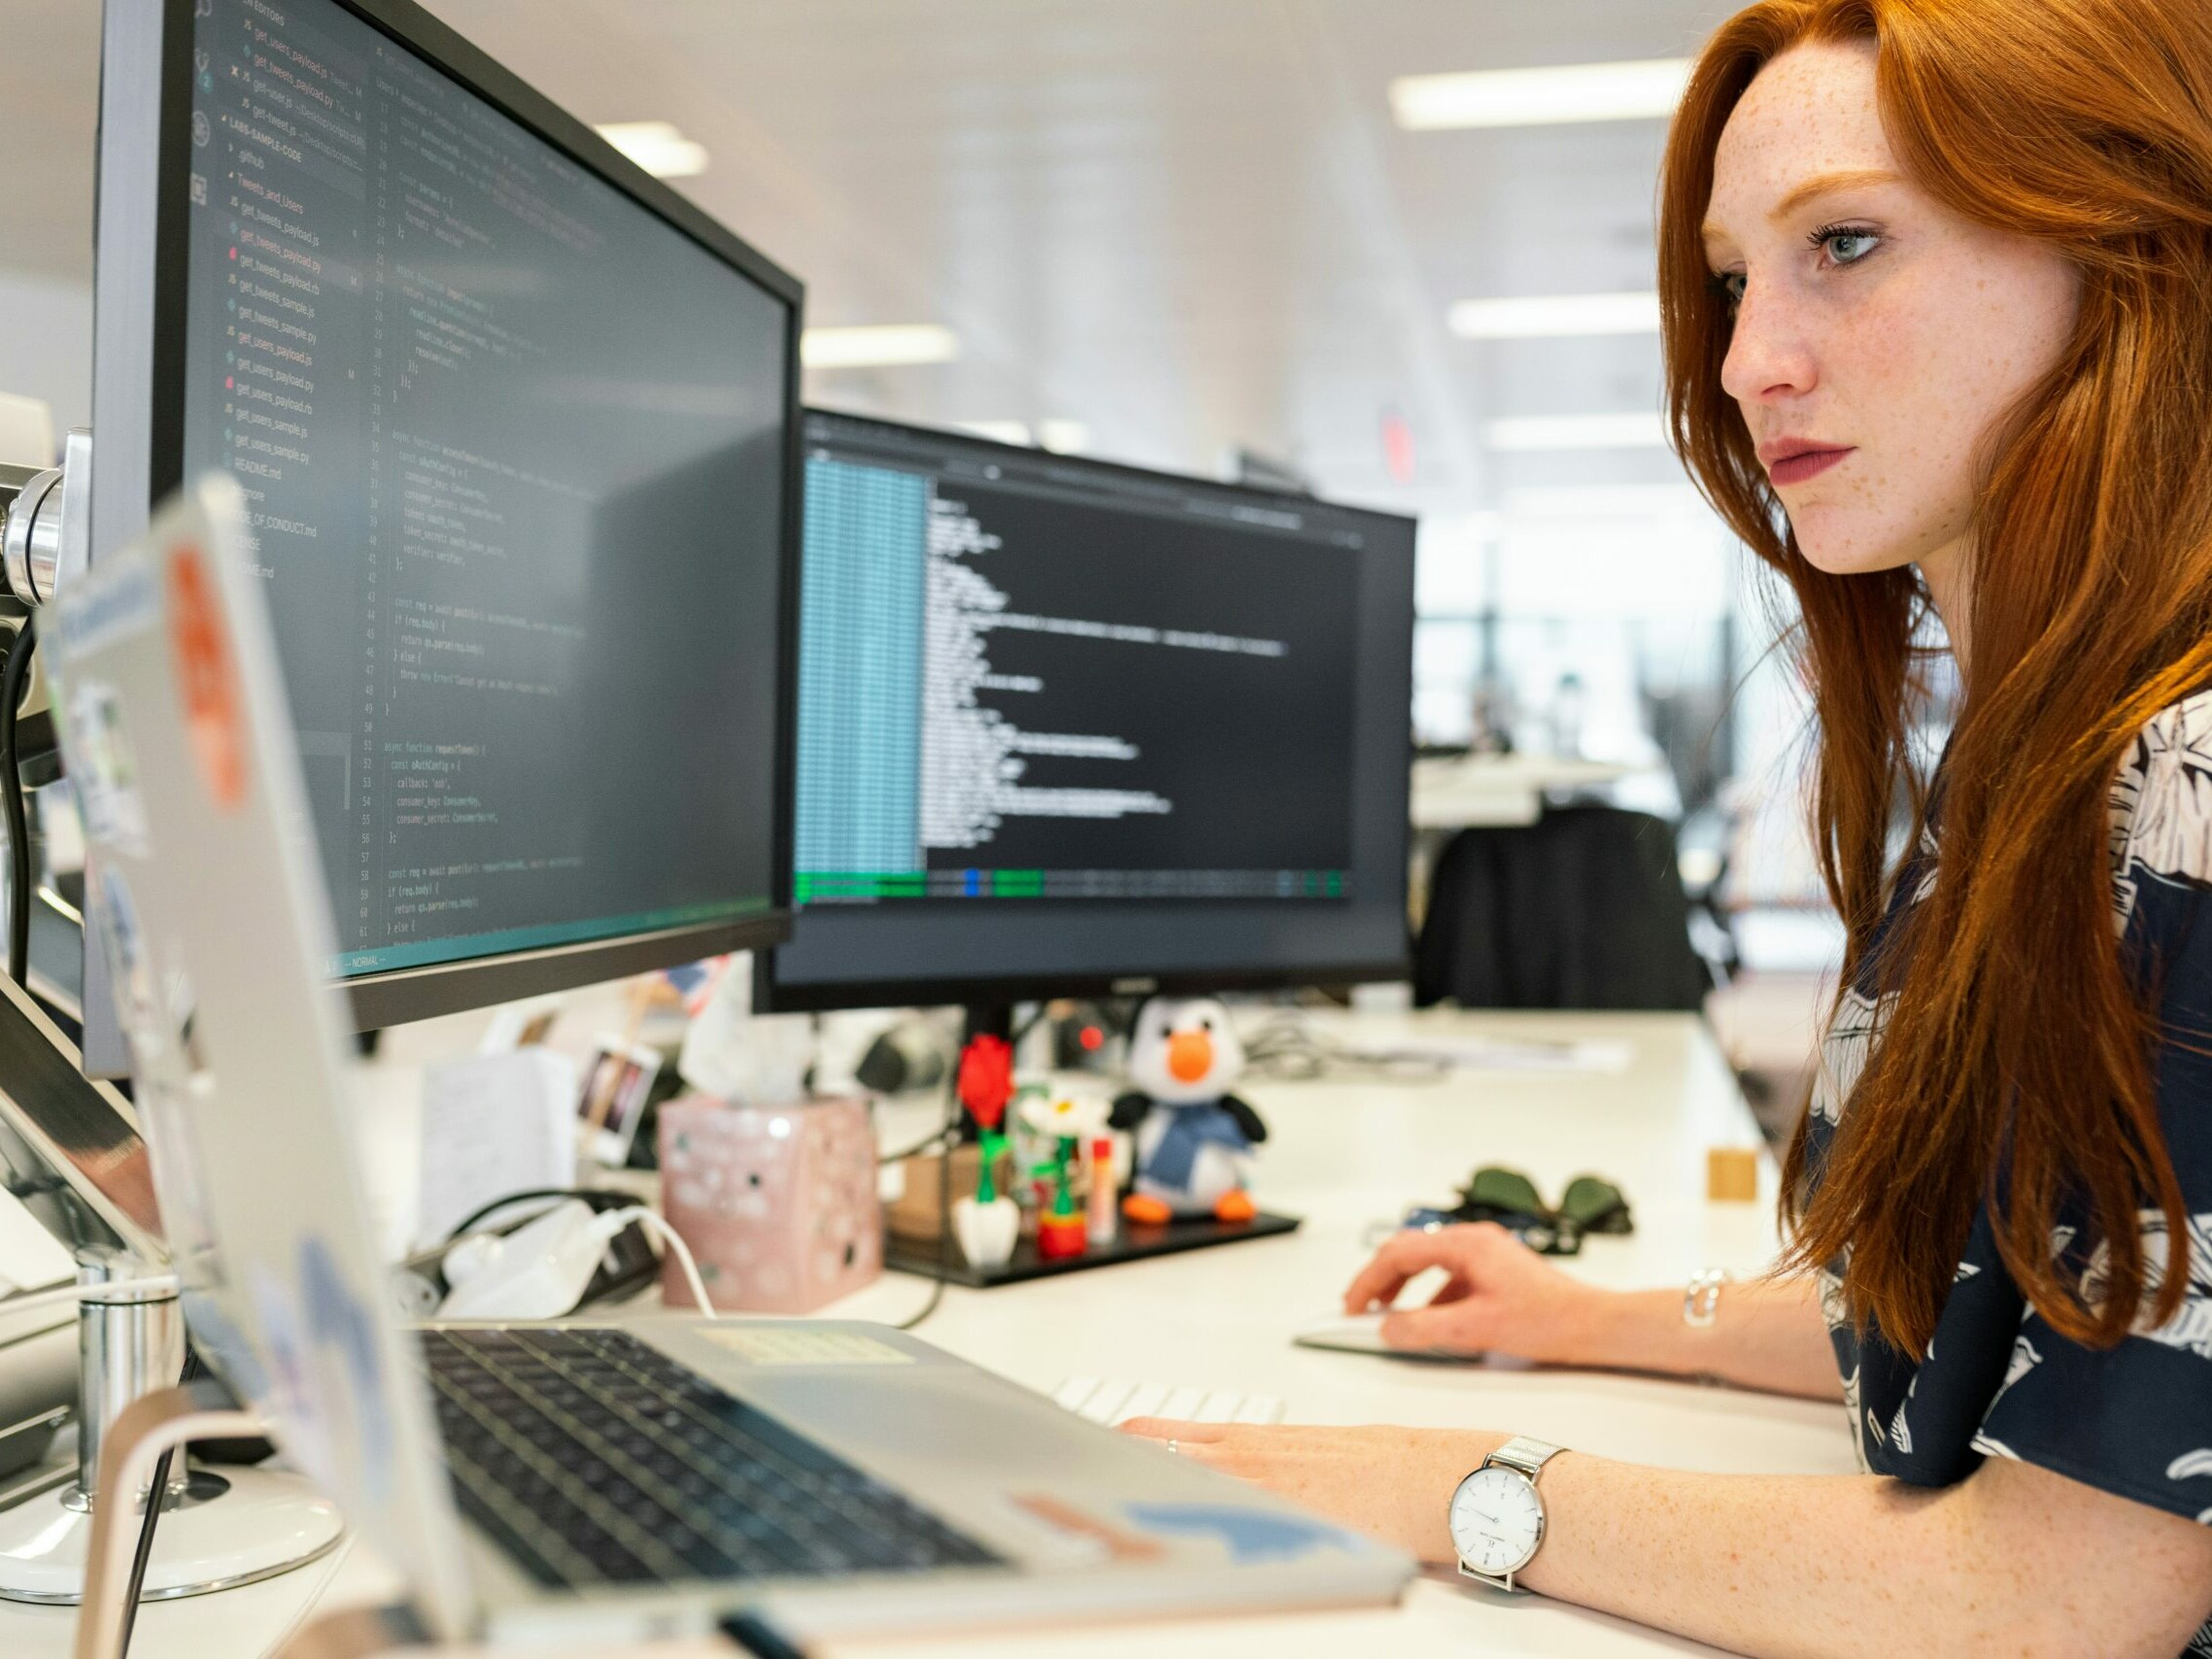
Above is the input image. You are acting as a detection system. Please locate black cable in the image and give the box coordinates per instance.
[0,622,35,988]
[723,1610,816,1658]
[117,1348,201,1659]
[876,1127,952,1166]
[443,1186,628,1242]
[1239,1010,1453,1083]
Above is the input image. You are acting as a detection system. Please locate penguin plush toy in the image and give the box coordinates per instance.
[1110,997,1267,1224]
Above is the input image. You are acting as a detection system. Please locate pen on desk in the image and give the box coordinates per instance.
[724,1611,815,1658]
[1087,1134,1118,1246]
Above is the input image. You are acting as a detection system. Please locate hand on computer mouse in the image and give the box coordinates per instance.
[1341,1220,1607,1364]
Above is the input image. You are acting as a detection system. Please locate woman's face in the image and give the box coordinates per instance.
[1701,40,2080,582]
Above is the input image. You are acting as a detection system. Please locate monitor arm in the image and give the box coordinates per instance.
[0,426,90,617]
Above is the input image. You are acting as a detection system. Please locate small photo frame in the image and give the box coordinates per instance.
[577,1035,664,1168]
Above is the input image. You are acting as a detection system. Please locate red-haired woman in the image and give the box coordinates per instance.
[1126,1,2212,1649]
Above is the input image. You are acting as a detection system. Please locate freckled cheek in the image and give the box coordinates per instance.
[1828,298,1926,404]
[1827,294,1985,489]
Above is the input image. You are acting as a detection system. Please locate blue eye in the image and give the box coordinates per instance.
[1812,223,1880,265]
[1712,271,1748,307]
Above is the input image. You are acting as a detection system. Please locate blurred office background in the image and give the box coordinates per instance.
[0,0,1842,1120]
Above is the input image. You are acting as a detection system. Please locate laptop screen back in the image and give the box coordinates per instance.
[50,476,476,1637]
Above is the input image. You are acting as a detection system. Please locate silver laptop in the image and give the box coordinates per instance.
[46,473,1412,1645]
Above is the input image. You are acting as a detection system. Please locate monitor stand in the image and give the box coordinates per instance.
[0,1251,342,1604]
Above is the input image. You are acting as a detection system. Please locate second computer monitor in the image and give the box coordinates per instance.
[762,411,1414,1012]
[94,0,801,1038]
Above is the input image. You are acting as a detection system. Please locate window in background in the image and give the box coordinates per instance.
[1410,486,1741,822]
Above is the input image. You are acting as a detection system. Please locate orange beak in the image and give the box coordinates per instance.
[1166,1030,1214,1084]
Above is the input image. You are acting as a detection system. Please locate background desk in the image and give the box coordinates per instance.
[1411,753,1635,830]
[0,1008,1857,1658]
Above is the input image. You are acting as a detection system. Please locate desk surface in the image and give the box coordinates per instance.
[1,1007,1856,1659]
[1411,753,1636,828]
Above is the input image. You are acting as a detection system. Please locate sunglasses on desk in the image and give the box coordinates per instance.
[1412,1167,1634,1256]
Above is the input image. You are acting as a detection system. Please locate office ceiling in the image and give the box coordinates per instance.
[1,0,1732,517]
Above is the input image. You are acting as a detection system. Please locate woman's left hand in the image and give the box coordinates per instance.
[1118,1418,1504,1565]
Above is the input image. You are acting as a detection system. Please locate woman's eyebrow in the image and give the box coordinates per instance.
[1700,167,1903,245]
[1769,166,1901,220]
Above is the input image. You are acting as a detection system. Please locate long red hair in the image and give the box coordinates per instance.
[1659,0,2212,1354]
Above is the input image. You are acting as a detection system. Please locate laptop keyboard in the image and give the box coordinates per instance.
[419,1327,1004,1590]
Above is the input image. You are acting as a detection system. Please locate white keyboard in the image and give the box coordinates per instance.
[1053,1375,1286,1427]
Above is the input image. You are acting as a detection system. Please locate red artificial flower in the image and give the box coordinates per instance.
[958,1034,1015,1130]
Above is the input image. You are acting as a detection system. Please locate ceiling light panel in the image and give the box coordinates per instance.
[1484,412,1667,452]
[1037,420,1091,455]
[594,120,709,179]
[1447,291,1660,339]
[1389,58,1691,131]
[800,324,961,369]
[957,420,1034,446]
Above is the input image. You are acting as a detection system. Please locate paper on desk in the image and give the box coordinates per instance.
[415,1047,580,1249]
[1396,1035,1636,1074]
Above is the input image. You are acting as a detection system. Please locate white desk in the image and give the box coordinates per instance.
[1,1009,1856,1658]
[1411,754,1634,830]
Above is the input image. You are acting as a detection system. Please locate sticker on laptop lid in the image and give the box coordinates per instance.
[1002,1495,1168,1566]
[1120,1503,1368,1563]
[697,1328,913,1367]
[250,1236,398,1511]
[67,680,152,860]
[165,541,249,812]
[51,555,158,665]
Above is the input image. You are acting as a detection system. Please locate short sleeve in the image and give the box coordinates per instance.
[1971,694,2212,1526]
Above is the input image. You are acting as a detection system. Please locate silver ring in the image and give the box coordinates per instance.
[1167,1439,1179,1456]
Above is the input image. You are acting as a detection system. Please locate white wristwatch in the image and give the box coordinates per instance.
[1447,1435,1563,1592]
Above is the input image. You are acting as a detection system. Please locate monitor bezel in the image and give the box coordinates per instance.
[96,0,803,1036]
[758,408,1415,1015]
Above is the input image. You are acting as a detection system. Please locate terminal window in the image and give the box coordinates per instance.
[795,422,1363,906]
[181,0,789,977]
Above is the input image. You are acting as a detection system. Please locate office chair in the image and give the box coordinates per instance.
[1413,804,1711,1011]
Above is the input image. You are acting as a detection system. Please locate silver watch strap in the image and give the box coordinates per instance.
[1484,1434,1561,1481]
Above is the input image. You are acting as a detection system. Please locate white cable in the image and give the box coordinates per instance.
[601,1207,717,1320]
[0,1274,180,1322]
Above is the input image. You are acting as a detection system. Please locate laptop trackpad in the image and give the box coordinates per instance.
[743,1369,1156,1485]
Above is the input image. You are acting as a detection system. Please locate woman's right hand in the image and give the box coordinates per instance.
[1343,1220,1613,1364]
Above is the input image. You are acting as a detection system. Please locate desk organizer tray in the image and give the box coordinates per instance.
[886,1209,1301,1287]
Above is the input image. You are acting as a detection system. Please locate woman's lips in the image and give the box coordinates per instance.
[1769,447,1853,486]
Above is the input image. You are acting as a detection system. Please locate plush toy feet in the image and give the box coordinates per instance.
[1213,1190,1257,1223]
[1122,1193,1174,1226]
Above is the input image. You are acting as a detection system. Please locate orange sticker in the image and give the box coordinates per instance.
[166,543,248,811]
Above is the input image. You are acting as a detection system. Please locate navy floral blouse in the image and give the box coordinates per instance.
[1804,694,2212,1656]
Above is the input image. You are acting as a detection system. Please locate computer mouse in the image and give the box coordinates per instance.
[1290,1311,1528,1366]
[1290,1311,1400,1355]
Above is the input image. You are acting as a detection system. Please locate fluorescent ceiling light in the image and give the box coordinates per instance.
[951,419,1091,453]
[800,324,960,369]
[1503,483,1709,518]
[1389,58,1690,130]
[1448,290,1659,339]
[594,120,708,179]
[1038,419,1090,455]
[1484,412,1667,452]
[958,420,1034,447]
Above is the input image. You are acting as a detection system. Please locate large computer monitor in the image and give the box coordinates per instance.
[761,411,1415,1014]
[87,0,801,1053]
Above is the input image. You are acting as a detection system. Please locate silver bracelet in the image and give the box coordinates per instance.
[1684,1267,1731,1328]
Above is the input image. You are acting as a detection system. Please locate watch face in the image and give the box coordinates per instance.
[1449,1466,1543,1577]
